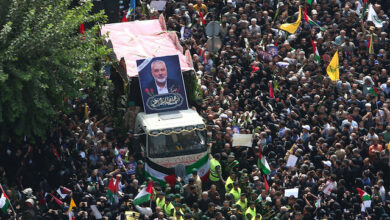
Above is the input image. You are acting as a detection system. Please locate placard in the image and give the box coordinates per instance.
[232,126,240,134]
[322,181,334,195]
[267,46,278,56]
[285,188,299,198]
[180,27,191,40]
[137,55,188,114]
[232,134,253,147]
[286,155,298,167]
[150,1,167,11]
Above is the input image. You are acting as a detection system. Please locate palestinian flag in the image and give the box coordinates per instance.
[263,175,269,193]
[106,176,119,204]
[199,12,206,25]
[269,81,274,99]
[51,143,61,160]
[303,6,326,32]
[307,16,326,32]
[310,39,321,63]
[273,80,279,92]
[258,147,271,175]
[57,186,71,199]
[49,193,64,207]
[304,4,309,22]
[145,162,176,187]
[145,154,210,187]
[368,87,378,96]
[356,188,371,209]
[0,190,10,214]
[39,192,48,211]
[361,0,368,19]
[133,181,153,206]
[368,34,374,54]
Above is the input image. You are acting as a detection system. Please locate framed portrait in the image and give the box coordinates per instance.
[137,55,189,114]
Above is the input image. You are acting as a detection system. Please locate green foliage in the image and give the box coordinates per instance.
[183,71,202,107]
[0,0,111,142]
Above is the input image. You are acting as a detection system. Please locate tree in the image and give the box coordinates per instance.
[0,0,111,142]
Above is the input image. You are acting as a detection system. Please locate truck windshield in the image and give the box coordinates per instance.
[148,130,206,158]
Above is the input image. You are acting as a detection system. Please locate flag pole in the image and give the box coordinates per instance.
[0,184,17,215]
[273,0,281,22]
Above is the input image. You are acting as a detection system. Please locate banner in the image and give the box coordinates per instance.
[232,134,253,147]
[137,55,188,114]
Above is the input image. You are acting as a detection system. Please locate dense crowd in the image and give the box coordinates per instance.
[1,0,390,219]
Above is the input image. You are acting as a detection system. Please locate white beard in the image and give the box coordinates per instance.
[155,77,167,84]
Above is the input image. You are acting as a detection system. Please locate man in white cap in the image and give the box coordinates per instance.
[301,125,311,144]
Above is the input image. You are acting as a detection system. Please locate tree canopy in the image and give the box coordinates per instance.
[0,0,111,142]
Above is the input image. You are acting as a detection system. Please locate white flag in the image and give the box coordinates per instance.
[367,4,384,28]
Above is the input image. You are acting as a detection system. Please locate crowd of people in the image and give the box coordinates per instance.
[1,0,390,219]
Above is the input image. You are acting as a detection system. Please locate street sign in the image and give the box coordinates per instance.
[205,21,221,37]
[206,37,222,53]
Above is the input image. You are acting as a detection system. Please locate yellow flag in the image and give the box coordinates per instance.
[280,7,302,34]
[69,197,76,212]
[84,104,89,119]
[387,142,390,150]
[368,34,374,54]
[326,50,340,81]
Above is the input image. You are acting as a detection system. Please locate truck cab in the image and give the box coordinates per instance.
[134,109,207,170]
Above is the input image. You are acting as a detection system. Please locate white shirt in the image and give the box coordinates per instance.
[135,205,153,217]
[379,185,386,202]
[155,81,168,94]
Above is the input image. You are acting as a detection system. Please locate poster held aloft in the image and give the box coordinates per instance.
[150,1,167,11]
[285,188,299,198]
[267,46,278,56]
[286,155,298,167]
[232,134,253,147]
